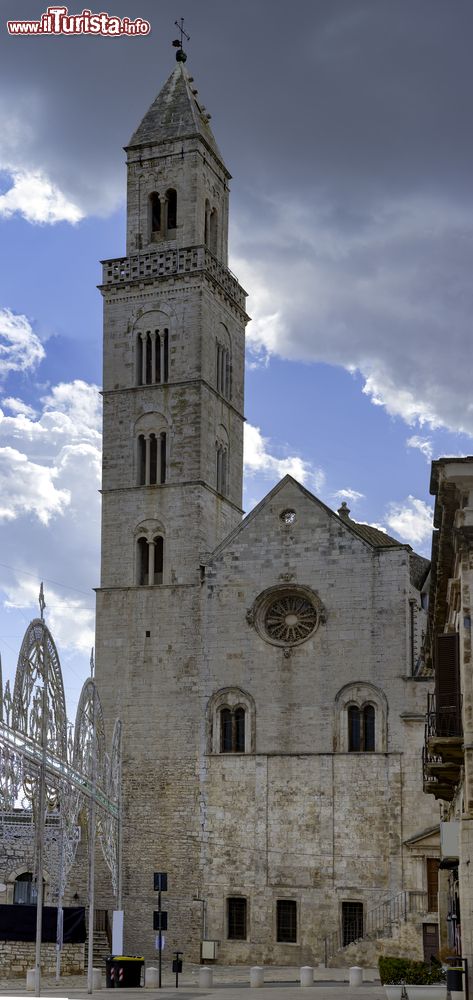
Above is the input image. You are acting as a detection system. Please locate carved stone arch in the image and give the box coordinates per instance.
[134,410,169,436]
[217,321,231,352]
[134,517,166,542]
[334,681,388,752]
[216,423,229,449]
[206,687,256,754]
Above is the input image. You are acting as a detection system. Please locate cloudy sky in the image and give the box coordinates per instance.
[0,0,472,715]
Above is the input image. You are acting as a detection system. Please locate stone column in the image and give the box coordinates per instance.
[141,332,147,385]
[151,331,157,384]
[160,196,168,239]
[145,436,151,486]
[148,540,155,586]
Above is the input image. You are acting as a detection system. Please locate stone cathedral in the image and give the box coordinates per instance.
[95,57,440,966]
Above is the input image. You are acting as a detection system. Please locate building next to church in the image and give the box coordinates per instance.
[94,52,440,966]
[423,457,473,990]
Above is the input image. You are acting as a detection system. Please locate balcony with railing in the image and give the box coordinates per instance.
[423,692,463,800]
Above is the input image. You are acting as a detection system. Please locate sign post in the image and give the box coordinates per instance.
[153,873,168,989]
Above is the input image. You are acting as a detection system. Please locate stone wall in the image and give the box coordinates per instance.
[0,942,84,978]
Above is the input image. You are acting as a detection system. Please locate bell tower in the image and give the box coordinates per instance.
[99,57,248,591]
[95,53,248,956]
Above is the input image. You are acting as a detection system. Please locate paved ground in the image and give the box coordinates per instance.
[0,965,383,999]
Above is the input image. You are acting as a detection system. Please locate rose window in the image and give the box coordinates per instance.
[264,594,317,645]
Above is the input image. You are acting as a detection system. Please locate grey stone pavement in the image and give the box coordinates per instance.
[0,965,383,1000]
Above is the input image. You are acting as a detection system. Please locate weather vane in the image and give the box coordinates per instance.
[172,17,190,62]
[39,582,46,621]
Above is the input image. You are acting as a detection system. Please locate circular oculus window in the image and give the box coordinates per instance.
[264,594,317,645]
[280,508,297,525]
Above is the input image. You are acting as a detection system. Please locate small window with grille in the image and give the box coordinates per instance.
[342,901,363,946]
[227,897,247,940]
[276,899,297,943]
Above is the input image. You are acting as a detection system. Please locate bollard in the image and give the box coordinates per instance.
[145,966,159,988]
[250,966,264,988]
[349,967,363,988]
[93,968,102,990]
[26,969,35,992]
[199,966,213,988]
[300,966,314,987]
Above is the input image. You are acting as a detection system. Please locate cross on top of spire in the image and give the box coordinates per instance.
[172,17,190,62]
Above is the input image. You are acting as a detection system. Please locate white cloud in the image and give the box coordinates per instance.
[0,445,70,524]
[233,193,473,437]
[2,397,37,418]
[0,169,83,225]
[0,309,45,378]
[244,422,325,492]
[385,496,433,546]
[0,378,101,655]
[406,435,433,462]
[332,488,364,503]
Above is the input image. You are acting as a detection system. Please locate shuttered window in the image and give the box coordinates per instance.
[435,633,461,735]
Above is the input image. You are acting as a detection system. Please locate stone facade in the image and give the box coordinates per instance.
[94,59,440,966]
[0,942,84,979]
[423,457,473,988]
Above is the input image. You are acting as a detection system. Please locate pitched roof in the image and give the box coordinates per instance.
[127,62,228,172]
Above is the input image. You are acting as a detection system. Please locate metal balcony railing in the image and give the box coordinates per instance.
[426,692,463,739]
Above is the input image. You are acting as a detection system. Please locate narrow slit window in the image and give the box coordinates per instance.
[348,705,361,752]
[138,435,146,485]
[153,535,164,585]
[149,434,157,485]
[137,537,148,586]
[160,433,166,484]
[220,708,232,752]
[150,193,161,233]
[235,707,245,752]
[166,188,177,230]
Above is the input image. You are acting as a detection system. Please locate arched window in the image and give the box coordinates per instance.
[216,444,228,495]
[204,198,210,246]
[219,706,246,753]
[216,343,231,398]
[210,208,218,255]
[334,682,387,753]
[136,535,164,586]
[207,688,255,754]
[150,192,161,234]
[137,431,167,486]
[14,873,37,905]
[166,188,177,230]
[348,703,375,752]
[136,329,169,386]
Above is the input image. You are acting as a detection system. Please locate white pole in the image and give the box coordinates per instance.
[87,678,97,995]
[55,823,65,983]
[34,622,49,996]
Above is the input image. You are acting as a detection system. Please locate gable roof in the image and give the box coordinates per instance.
[210,475,409,559]
[127,62,228,172]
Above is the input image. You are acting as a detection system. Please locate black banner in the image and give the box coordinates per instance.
[0,905,86,943]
